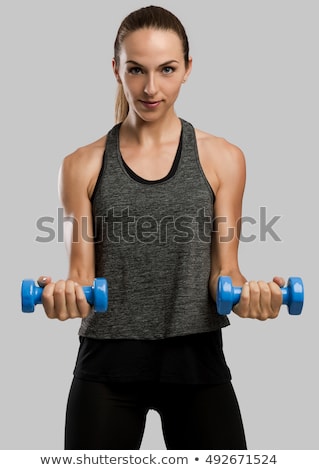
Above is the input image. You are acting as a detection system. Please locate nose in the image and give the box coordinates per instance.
[143,73,158,96]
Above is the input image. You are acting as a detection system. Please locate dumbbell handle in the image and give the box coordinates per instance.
[21,278,108,313]
[27,285,96,306]
[217,276,304,315]
[230,285,292,306]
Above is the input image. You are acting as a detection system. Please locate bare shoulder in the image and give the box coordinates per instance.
[62,135,107,173]
[195,128,246,192]
[60,135,107,198]
[195,128,245,163]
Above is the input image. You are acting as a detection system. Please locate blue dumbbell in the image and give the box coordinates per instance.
[21,278,108,313]
[217,276,304,315]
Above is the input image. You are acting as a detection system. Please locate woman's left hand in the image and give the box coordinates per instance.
[232,276,285,320]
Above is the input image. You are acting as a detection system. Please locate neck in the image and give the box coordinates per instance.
[121,112,181,146]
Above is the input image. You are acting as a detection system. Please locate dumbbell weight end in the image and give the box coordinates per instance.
[282,277,304,315]
[21,281,43,313]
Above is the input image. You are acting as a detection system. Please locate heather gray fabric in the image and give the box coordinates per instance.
[79,119,229,339]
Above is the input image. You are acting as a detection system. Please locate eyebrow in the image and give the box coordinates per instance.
[125,60,180,67]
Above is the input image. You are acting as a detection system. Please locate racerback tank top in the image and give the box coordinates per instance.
[78,118,229,340]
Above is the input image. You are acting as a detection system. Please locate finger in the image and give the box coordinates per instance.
[52,280,68,321]
[74,283,92,318]
[258,280,273,320]
[247,280,261,318]
[65,279,80,319]
[233,281,250,318]
[41,282,56,318]
[269,281,283,316]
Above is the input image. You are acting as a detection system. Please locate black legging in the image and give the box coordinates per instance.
[65,378,247,450]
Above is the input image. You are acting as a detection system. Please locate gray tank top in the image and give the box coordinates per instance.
[79,119,229,339]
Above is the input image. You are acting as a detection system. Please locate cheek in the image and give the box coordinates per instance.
[122,76,140,95]
[166,79,183,97]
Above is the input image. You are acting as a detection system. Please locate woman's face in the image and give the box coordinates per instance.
[113,28,192,122]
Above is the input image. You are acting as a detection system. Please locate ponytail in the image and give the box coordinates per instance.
[115,84,129,124]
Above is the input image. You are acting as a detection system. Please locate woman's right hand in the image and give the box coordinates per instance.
[37,276,92,321]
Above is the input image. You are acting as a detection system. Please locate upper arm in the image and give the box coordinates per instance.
[58,146,102,285]
[211,143,246,279]
[197,132,247,293]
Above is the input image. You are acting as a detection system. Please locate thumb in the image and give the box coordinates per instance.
[37,276,52,288]
[273,276,285,288]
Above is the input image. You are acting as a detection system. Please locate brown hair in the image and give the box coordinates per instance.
[113,5,190,123]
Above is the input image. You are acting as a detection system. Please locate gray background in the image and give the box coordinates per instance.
[0,0,317,449]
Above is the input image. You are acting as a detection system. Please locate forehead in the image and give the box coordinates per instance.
[119,28,184,62]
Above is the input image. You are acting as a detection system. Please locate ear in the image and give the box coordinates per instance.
[183,56,193,83]
[112,58,122,84]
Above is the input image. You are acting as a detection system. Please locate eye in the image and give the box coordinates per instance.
[162,66,175,74]
[128,67,143,75]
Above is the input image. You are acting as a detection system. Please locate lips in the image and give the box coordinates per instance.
[140,100,162,109]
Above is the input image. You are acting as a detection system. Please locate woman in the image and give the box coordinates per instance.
[39,5,284,450]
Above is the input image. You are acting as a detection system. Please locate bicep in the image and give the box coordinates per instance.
[58,157,95,285]
[211,146,246,281]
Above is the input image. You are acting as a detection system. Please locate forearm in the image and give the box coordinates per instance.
[64,218,95,286]
[67,242,95,286]
[209,230,246,301]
